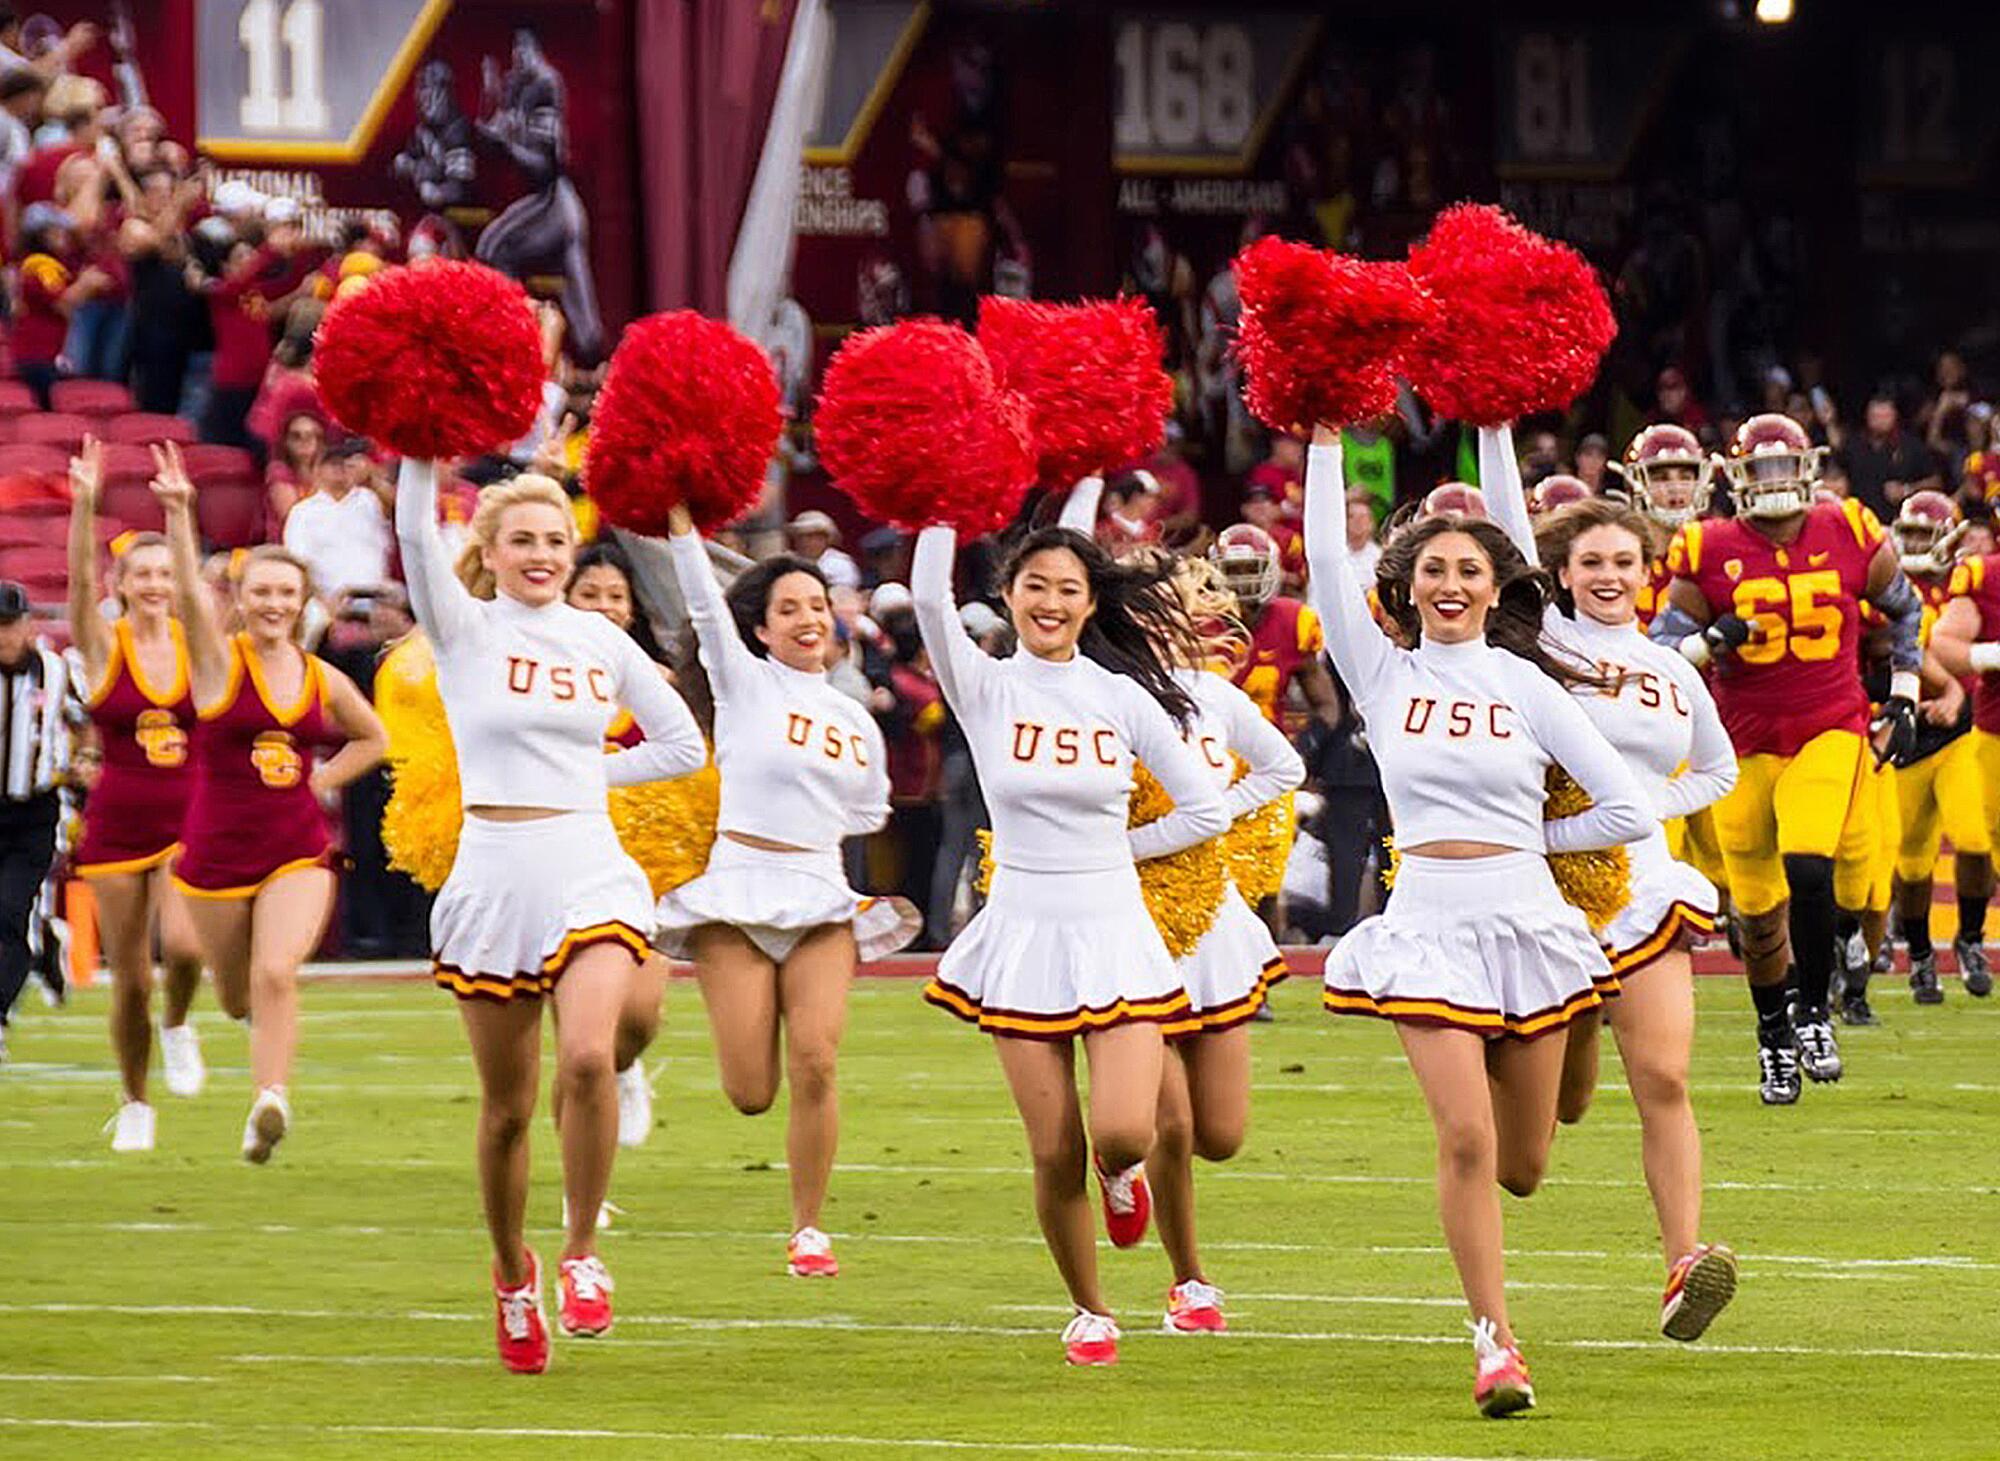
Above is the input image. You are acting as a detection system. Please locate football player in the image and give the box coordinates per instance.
[1211,524,1338,731]
[1650,414,1925,1104]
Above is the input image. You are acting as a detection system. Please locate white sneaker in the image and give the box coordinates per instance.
[108,1100,156,1153]
[615,1061,652,1148]
[241,1087,290,1164]
[159,1022,205,1098]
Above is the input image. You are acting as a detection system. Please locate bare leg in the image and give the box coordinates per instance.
[156,875,204,1028]
[1080,1021,1165,1172]
[691,924,782,1114]
[1397,1023,1512,1344]
[618,954,669,1070]
[243,868,334,1091]
[458,993,542,1287]
[1607,951,1702,1264]
[551,944,633,1261]
[183,897,252,1024]
[92,871,158,1102]
[1487,1028,1567,1199]
[1147,1050,1200,1284]
[776,924,855,1231]
[993,1035,1102,1314]
[1555,1008,1601,1126]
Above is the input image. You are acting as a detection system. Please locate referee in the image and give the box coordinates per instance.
[0,582,73,1061]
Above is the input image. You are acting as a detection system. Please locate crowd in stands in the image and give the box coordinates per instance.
[2,24,1995,961]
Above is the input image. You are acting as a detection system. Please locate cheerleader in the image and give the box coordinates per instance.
[1303,428,1650,1416]
[912,515,1227,1367]
[1479,426,1740,1340]
[65,440,206,1151]
[653,503,915,1277]
[153,445,387,1162]
[395,459,704,1374]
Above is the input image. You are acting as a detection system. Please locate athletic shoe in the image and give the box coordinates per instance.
[1910,952,1945,1005]
[1872,943,1894,975]
[1095,1158,1151,1249]
[615,1061,652,1148]
[159,1022,205,1098]
[1835,930,1867,1002]
[241,1087,289,1164]
[786,1225,839,1277]
[1795,1016,1842,1083]
[557,1254,614,1337]
[1838,993,1878,1027]
[1955,939,1993,998]
[1757,1029,1801,1105]
[1470,1317,1534,1418]
[1164,1279,1227,1333]
[493,1250,549,1374]
[1661,1243,1738,1342]
[1061,1310,1119,1366]
[108,1100,155,1153]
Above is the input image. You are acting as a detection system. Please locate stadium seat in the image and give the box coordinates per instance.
[0,542,68,581]
[13,413,91,450]
[197,482,265,548]
[0,444,71,477]
[102,411,197,446]
[181,443,257,485]
[102,480,165,534]
[51,380,135,416]
[0,380,36,415]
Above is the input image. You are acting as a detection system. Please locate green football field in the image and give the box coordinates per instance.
[3,970,1998,1460]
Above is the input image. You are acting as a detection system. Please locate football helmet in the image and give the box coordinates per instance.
[1531,474,1592,515]
[1209,523,1281,612]
[1721,413,1824,520]
[1420,482,1488,520]
[1610,423,1714,528]
[1892,489,1965,578]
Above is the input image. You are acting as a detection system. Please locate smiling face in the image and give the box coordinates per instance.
[1560,522,1648,627]
[1004,545,1095,660]
[755,569,834,673]
[566,562,632,631]
[238,559,306,644]
[1411,530,1496,644]
[484,501,574,608]
[117,542,176,623]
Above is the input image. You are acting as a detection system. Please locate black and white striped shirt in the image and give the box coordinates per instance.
[0,644,75,803]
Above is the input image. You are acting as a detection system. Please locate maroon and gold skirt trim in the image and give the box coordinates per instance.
[434,921,651,1003]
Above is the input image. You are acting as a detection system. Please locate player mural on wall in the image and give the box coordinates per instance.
[393,59,475,216]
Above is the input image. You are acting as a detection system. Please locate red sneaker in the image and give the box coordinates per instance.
[1061,1310,1119,1366]
[786,1226,839,1277]
[493,1250,549,1374]
[1471,1318,1535,1418]
[1662,1242,1738,1342]
[557,1254,615,1338]
[1164,1279,1227,1334]
[1095,1158,1151,1249]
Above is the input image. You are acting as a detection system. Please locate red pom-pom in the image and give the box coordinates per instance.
[583,311,782,535]
[1233,237,1437,431]
[976,295,1172,488]
[815,320,1034,535]
[1402,203,1616,426]
[314,261,544,460]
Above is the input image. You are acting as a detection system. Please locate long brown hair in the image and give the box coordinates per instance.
[1375,515,1607,691]
[1534,497,1663,619]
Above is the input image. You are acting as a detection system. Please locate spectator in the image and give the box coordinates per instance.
[246,309,324,453]
[1295,680,1385,939]
[1097,470,1163,552]
[1654,365,1710,432]
[281,438,393,604]
[123,212,206,413]
[1246,432,1304,516]
[1920,349,1974,462]
[785,510,861,590]
[14,71,100,208]
[1241,482,1305,593]
[879,634,944,945]
[926,600,1004,946]
[0,8,98,80]
[0,68,44,200]
[1839,394,1940,518]
[1574,432,1610,494]
[264,410,325,535]
[1344,487,1381,581]
[11,203,105,407]
[1136,424,1203,546]
[1957,405,2000,510]
[1340,421,1396,521]
[196,197,318,452]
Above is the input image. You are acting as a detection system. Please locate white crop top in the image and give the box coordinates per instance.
[667,529,889,848]
[1477,425,1737,821]
[912,526,1228,873]
[1303,441,1650,856]
[395,460,706,811]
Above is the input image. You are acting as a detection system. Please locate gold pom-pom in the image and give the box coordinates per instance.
[974,827,995,897]
[381,709,464,892]
[1221,752,1294,904]
[1130,761,1227,958]
[1381,834,1401,890]
[1545,766,1631,933]
[609,760,721,897]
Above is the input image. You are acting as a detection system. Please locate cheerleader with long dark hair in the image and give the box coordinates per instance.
[913,515,1226,1367]
[1304,427,1650,1416]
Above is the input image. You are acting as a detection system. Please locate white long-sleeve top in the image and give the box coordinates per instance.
[1303,441,1650,855]
[912,526,1228,872]
[667,529,889,847]
[1477,425,1737,821]
[395,460,705,811]
[1175,666,1305,817]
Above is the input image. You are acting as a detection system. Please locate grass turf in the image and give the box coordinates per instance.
[2,972,1998,1460]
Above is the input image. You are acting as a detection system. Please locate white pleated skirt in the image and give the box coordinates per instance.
[432,812,654,1001]
[1176,883,1287,1033]
[653,835,919,964]
[923,862,1194,1040]
[1601,828,1718,982]
[1323,850,1607,1039]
